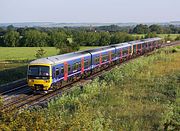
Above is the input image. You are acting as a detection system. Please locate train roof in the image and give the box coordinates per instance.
[143,37,162,42]
[86,46,115,55]
[128,37,162,45]
[112,42,131,49]
[128,40,145,45]
[30,50,91,65]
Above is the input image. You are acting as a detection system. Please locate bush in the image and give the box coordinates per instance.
[35,48,47,59]
[175,35,180,41]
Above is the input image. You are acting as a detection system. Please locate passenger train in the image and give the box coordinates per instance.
[27,37,162,92]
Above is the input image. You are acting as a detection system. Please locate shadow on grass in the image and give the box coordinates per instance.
[0,62,34,98]
[0,59,31,64]
[0,62,28,85]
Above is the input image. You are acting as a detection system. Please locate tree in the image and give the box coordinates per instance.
[56,40,80,54]
[4,30,20,47]
[133,24,149,34]
[7,25,15,31]
[145,32,157,38]
[99,32,110,46]
[175,35,180,41]
[84,32,100,46]
[164,34,173,42]
[149,24,163,34]
[110,32,130,44]
[72,31,87,46]
[49,31,67,47]
[22,30,48,47]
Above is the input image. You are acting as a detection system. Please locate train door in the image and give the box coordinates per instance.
[64,62,68,81]
[136,44,138,54]
[108,51,112,63]
[128,47,130,57]
[120,49,123,62]
[100,53,102,66]
[81,57,84,74]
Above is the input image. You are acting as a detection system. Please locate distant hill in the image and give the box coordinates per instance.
[0,21,180,28]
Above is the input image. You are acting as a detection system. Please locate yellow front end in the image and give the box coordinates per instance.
[27,64,52,91]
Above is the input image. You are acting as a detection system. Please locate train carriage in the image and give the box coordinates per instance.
[87,46,116,72]
[28,51,91,91]
[144,37,162,50]
[128,40,145,55]
[113,43,132,62]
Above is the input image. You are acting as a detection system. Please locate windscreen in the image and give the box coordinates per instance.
[28,65,50,79]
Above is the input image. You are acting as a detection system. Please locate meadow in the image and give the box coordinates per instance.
[0,46,99,61]
[0,46,179,130]
[132,34,179,40]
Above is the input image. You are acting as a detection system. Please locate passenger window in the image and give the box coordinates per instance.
[68,65,71,72]
[84,60,88,67]
[76,63,79,69]
[112,53,115,58]
[61,67,64,74]
[78,62,81,69]
[73,63,76,70]
[56,68,59,76]
[96,57,99,64]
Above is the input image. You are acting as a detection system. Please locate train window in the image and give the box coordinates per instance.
[76,62,79,69]
[61,67,64,74]
[104,55,107,62]
[88,59,91,65]
[78,62,81,69]
[116,51,118,56]
[112,53,116,58]
[123,49,128,55]
[68,65,71,72]
[73,63,76,70]
[56,68,59,76]
[96,57,99,64]
[102,55,105,62]
[84,60,88,67]
[133,45,136,51]
[84,60,87,67]
[94,57,97,63]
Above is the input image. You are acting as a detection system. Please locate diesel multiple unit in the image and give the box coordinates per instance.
[27,37,162,92]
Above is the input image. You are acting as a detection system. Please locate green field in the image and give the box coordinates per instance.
[0,46,179,130]
[157,34,180,40]
[0,46,99,61]
[132,34,179,40]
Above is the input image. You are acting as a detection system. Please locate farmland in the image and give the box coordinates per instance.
[0,46,179,130]
[0,46,99,61]
[132,34,180,40]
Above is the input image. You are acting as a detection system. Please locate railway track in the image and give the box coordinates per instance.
[0,41,179,112]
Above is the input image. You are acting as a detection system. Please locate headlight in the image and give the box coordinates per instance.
[45,80,50,83]
[28,79,34,82]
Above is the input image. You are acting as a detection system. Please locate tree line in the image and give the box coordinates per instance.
[0,28,134,48]
[94,24,180,34]
[0,24,179,53]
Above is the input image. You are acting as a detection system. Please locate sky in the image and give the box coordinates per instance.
[0,0,180,23]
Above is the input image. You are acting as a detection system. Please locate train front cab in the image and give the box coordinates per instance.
[27,64,52,91]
